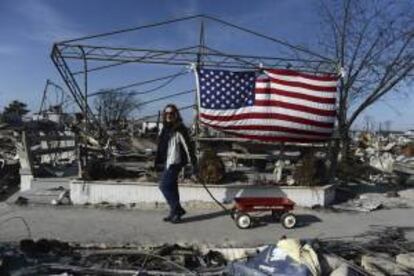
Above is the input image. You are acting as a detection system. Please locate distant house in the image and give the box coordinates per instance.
[404,129,414,138]
[141,121,162,135]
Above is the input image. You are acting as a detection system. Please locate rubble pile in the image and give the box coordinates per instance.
[320,226,414,275]
[350,132,414,184]
[0,126,20,200]
[0,241,228,275]
[333,188,414,212]
[73,124,160,181]
[0,136,17,166]
[3,234,414,275]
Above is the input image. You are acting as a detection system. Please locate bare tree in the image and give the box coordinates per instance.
[317,0,414,177]
[93,90,140,130]
[284,1,412,148]
[321,0,413,134]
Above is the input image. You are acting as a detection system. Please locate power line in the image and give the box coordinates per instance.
[137,104,195,121]
[137,89,195,107]
[88,69,189,97]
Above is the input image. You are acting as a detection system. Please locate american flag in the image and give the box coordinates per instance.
[196,68,338,143]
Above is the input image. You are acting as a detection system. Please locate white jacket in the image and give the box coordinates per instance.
[166,131,192,169]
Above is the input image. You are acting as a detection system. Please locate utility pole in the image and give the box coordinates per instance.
[194,19,205,160]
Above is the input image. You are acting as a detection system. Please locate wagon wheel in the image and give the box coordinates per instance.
[281,213,296,229]
[235,213,252,229]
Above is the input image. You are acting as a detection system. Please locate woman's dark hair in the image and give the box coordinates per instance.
[162,104,183,126]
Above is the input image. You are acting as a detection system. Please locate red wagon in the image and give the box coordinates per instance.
[231,197,297,229]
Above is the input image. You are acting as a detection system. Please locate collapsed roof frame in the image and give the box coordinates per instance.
[50,14,338,135]
[38,79,69,115]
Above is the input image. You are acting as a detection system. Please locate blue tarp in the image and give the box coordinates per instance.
[228,245,311,276]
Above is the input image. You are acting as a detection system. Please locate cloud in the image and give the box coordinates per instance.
[12,1,84,43]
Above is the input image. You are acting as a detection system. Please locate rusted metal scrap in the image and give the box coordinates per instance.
[198,149,226,184]
[293,151,327,186]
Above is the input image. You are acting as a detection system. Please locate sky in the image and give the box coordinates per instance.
[0,0,413,130]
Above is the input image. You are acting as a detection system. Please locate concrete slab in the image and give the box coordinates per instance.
[70,180,336,207]
[8,177,72,205]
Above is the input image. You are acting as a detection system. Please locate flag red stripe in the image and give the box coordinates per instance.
[224,130,328,143]
[254,100,336,116]
[266,68,338,82]
[200,112,334,128]
[256,78,337,92]
[255,88,336,104]
[201,121,332,136]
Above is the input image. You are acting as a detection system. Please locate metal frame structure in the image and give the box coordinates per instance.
[51,14,338,136]
[38,80,67,114]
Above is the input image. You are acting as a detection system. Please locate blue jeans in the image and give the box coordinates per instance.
[159,164,184,216]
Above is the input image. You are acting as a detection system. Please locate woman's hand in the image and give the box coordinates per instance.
[190,165,198,182]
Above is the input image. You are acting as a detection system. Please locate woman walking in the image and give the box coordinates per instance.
[154,104,197,223]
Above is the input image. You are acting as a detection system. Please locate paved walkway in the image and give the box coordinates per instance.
[1,202,414,246]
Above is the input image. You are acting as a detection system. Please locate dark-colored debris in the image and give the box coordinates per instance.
[0,163,20,201]
[293,151,328,186]
[20,239,72,255]
[204,250,227,267]
[2,240,228,275]
[154,244,227,272]
[386,191,400,198]
[14,196,28,206]
[82,161,144,180]
[47,185,66,192]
